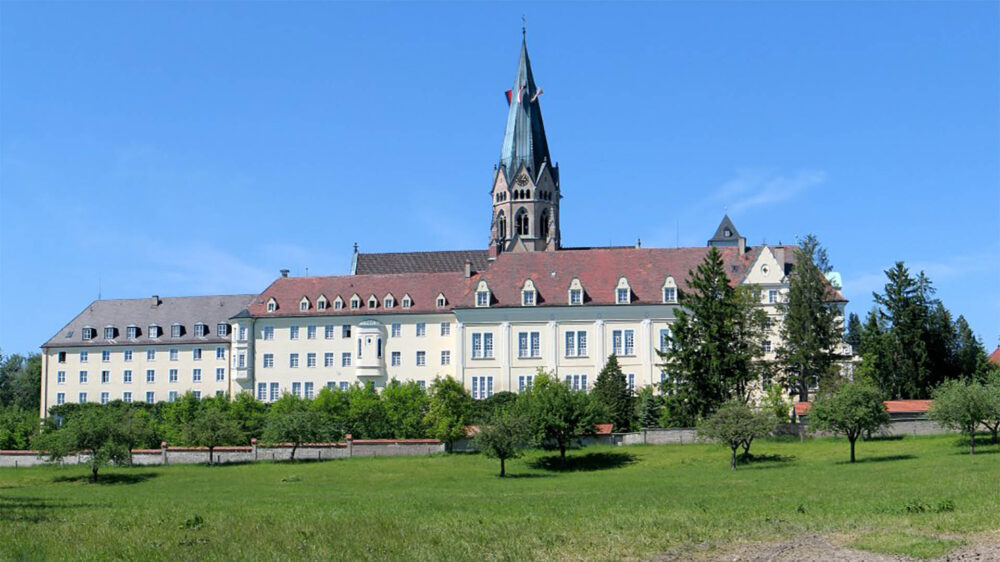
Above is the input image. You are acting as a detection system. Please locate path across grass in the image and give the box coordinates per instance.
[1,434,998,560]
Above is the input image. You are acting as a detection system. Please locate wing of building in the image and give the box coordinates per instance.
[39,35,847,415]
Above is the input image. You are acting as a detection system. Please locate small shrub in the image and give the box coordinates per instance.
[182,514,204,529]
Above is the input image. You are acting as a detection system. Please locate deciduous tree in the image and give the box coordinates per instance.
[34,405,151,482]
[424,376,473,451]
[697,400,774,470]
[520,372,599,462]
[475,410,530,477]
[183,407,244,464]
[929,379,993,455]
[262,394,330,460]
[809,382,889,463]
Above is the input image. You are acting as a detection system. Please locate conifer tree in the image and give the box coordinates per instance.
[844,312,862,351]
[592,355,635,432]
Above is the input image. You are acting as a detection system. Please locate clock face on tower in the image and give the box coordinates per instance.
[516,175,530,186]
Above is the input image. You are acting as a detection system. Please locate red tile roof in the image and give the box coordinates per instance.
[355,250,490,275]
[989,346,1000,367]
[794,399,932,416]
[594,423,614,435]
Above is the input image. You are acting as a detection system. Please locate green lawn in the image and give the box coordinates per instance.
[1,434,998,561]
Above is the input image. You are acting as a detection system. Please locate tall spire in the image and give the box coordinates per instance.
[499,37,551,181]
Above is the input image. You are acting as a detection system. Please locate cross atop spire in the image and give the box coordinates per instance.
[499,35,551,182]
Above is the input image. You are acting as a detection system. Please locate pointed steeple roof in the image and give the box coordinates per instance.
[499,37,551,182]
[708,215,745,247]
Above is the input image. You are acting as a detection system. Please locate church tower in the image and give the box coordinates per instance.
[490,35,560,254]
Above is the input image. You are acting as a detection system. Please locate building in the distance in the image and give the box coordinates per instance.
[39,37,846,416]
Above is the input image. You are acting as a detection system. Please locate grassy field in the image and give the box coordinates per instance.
[1,434,998,561]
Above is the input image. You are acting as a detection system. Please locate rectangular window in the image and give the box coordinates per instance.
[193,391,201,400]
[624,330,635,356]
[417,380,426,391]
[440,350,450,365]
[146,369,155,383]
[124,349,133,362]
[80,351,88,363]
[169,391,178,402]
[57,392,65,405]
[484,333,494,358]
[341,353,351,367]
[391,323,401,337]
[663,287,677,303]
[768,290,778,304]
[570,288,582,305]
[269,382,279,402]
[147,349,155,361]
[216,368,225,382]
[57,371,66,384]
[78,392,87,403]
[195,324,208,337]
[565,331,576,357]
[416,351,426,366]
[518,374,534,392]
[123,391,132,403]
[146,391,155,404]
[518,332,528,358]
[193,368,202,383]
[263,326,274,340]
[127,326,139,339]
[566,374,589,392]
[304,382,314,399]
[79,370,88,383]
[216,347,225,359]
[263,353,274,368]
[124,370,133,383]
[762,340,772,353]
[324,352,334,367]
[307,325,316,340]
[391,351,401,366]
[617,288,630,304]
[659,329,671,352]
[239,326,248,342]
[217,323,228,337]
[193,348,202,360]
[104,327,115,339]
[292,382,301,398]
[472,333,482,359]
[289,326,299,340]
[440,322,450,336]
[257,383,267,401]
[325,325,335,339]
[100,392,109,405]
[339,381,349,391]
[471,376,494,400]
[416,322,426,337]
[170,349,179,361]
[627,373,635,392]
[522,291,535,306]
[342,325,351,338]
[289,353,299,368]
[531,332,540,358]
[476,291,489,307]
[306,353,316,368]
[102,350,111,362]
[101,370,110,384]
[58,351,66,363]
[171,324,182,338]
[238,353,246,368]
[169,369,178,383]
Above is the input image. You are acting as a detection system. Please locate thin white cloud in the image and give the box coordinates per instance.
[711,169,827,214]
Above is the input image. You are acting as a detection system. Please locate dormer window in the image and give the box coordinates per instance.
[333,296,344,310]
[662,276,678,304]
[82,326,95,341]
[266,298,277,312]
[615,277,632,305]
[104,326,115,340]
[299,297,310,312]
[402,294,412,309]
[171,323,183,338]
[317,295,328,310]
[568,278,584,306]
[436,294,446,308]
[350,295,361,309]
[368,295,378,309]
[148,324,159,339]
[216,322,228,337]
[384,294,395,309]
[521,279,537,307]
[475,281,491,308]
[194,323,208,337]
[126,325,139,339]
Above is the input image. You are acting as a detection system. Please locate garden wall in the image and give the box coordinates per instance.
[0,436,444,469]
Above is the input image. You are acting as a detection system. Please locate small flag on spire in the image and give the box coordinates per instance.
[530,88,544,103]
[505,89,513,105]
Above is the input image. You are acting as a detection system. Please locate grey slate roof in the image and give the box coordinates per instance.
[353,250,490,275]
[499,38,552,182]
[42,294,256,349]
[708,215,744,246]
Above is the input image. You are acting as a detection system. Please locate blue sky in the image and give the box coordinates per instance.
[1,2,998,355]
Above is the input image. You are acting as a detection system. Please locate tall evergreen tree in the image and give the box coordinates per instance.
[777,235,844,402]
[855,309,896,399]
[953,315,995,381]
[592,355,635,432]
[658,247,769,425]
[844,312,863,351]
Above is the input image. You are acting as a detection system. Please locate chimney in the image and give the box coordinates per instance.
[151,295,160,308]
[738,237,746,256]
[774,247,785,268]
[464,260,472,278]
[280,269,289,278]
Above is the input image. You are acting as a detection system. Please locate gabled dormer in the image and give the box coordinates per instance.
[266,297,278,313]
[349,294,361,310]
[384,293,396,309]
[662,276,678,304]
[333,295,344,310]
[436,293,447,308]
[401,294,412,309]
[615,277,632,305]
[567,277,584,306]
[299,297,311,312]
[317,294,329,311]
[475,280,492,308]
[521,279,537,306]
[367,294,378,309]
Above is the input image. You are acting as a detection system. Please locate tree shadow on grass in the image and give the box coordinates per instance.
[835,454,916,465]
[950,448,1000,456]
[528,452,637,472]
[865,434,906,442]
[52,472,159,485]
[0,496,98,523]
[739,453,796,469]
[501,473,554,479]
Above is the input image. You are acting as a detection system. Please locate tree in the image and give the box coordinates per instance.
[474,391,519,423]
[635,386,663,429]
[382,380,430,438]
[262,394,330,460]
[312,386,350,440]
[0,352,42,412]
[953,316,996,382]
[592,355,635,432]
[871,262,934,398]
[697,401,773,470]
[777,235,844,402]
[658,247,770,425]
[929,379,993,455]
[0,406,38,450]
[760,382,791,424]
[344,383,391,439]
[474,410,530,477]
[230,391,268,442]
[159,391,203,445]
[34,406,150,482]
[844,312,863,351]
[520,372,599,461]
[183,407,243,464]
[809,382,889,463]
[981,374,1000,445]
[424,376,473,451]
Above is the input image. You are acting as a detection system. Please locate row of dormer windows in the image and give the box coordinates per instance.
[473,277,681,308]
[80,322,229,341]
[268,292,449,313]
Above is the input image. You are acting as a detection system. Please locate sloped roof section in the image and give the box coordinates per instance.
[354,250,490,275]
[708,214,743,246]
[499,38,551,182]
[43,294,256,349]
